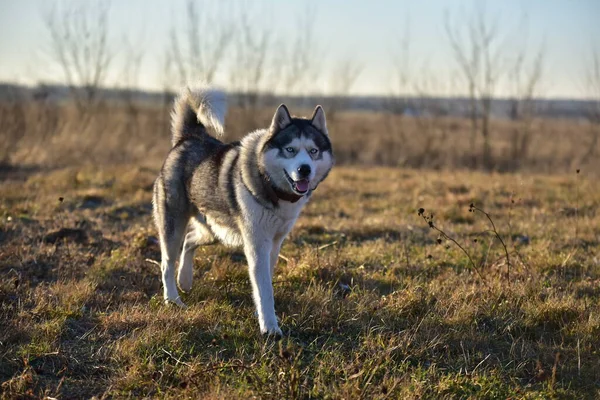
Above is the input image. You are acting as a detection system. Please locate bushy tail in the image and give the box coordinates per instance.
[170,86,227,146]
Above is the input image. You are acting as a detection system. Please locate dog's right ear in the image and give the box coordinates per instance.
[270,104,292,133]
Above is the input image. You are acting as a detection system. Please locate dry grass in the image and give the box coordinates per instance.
[1,99,599,174]
[1,163,599,398]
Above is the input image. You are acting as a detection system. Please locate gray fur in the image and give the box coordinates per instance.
[153,86,334,335]
[170,87,227,146]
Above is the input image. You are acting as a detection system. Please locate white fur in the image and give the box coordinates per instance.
[235,181,308,335]
[206,217,243,247]
[172,86,227,137]
[193,87,227,136]
[311,151,333,190]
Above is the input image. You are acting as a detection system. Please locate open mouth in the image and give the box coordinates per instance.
[283,170,310,194]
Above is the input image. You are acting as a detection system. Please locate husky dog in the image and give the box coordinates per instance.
[152,86,334,335]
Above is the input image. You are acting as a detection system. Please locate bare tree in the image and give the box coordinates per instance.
[386,20,413,116]
[118,36,145,136]
[159,51,177,133]
[281,6,323,100]
[168,0,233,85]
[581,43,600,163]
[326,58,362,120]
[387,38,456,168]
[380,23,414,166]
[228,5,272,111]
[0,91,26,165]
[507,43,544,168]
[42,0,113,110]
[120,36,144,102]
[445,4,506,169]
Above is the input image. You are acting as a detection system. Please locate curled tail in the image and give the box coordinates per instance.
[170,86,227,146]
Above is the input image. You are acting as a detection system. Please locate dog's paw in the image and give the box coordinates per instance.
[177,275,193,293]
[260,322,282,338]
[164,297,188,309]
[261,327,283,339]
[177,262,194,292]
[255,310,280,323]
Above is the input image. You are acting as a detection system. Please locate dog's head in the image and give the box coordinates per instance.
[261,104,334,197]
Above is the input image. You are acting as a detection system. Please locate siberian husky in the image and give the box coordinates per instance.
[152,86,334,335]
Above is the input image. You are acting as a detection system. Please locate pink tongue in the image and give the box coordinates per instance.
[295,179,309,192]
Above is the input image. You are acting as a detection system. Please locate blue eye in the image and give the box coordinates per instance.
[285,147,295,153]
[309,148,318,155]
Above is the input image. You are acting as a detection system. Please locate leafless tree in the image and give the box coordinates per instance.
[507,43,544,168]
[228,5,273,111]
[120,37,144,106]
[118,36,145,136]
[385,22,448,167]
[0,91,26,165]
[326,58,363,121]
[581,44,600,164]
[42,0,113,110]
[168,0,233,85]
[380,23,414,166]
[158,52,177,132]
[445,4,507,169]
[281,6,323,100]
[386,19,412,116]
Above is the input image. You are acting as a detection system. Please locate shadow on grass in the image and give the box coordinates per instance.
[294,224,434,246]
[0,162,43,182]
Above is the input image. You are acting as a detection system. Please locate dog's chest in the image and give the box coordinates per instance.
[263,199,307,235]
[275,198,307,222]
[240,188,307,237]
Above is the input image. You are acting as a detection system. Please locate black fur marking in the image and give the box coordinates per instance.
[264,119,332,156]
[225,151,240,212]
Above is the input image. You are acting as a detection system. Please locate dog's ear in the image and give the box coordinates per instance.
[270,104,292,133]
[310,105,327,135]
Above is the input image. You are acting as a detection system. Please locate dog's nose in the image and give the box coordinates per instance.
[298,164,311,177]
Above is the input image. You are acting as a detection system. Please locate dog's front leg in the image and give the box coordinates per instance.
[270,233,286,279]
[243,235,281,336]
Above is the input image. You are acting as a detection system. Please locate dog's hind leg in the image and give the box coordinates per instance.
[153,177,189,308]
[178,214,215,292]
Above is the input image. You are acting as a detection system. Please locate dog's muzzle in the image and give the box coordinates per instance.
[284,169,309,194]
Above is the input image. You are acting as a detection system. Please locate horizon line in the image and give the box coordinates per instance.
[1,81,598,103]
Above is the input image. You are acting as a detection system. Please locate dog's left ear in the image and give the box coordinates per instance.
[310,105,328,135]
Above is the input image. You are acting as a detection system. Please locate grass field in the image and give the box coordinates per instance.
[1,163,599,398]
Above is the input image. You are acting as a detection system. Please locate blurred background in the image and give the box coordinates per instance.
[1,0,599,174]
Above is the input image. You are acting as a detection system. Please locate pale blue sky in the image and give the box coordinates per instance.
[0,0,598,98]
